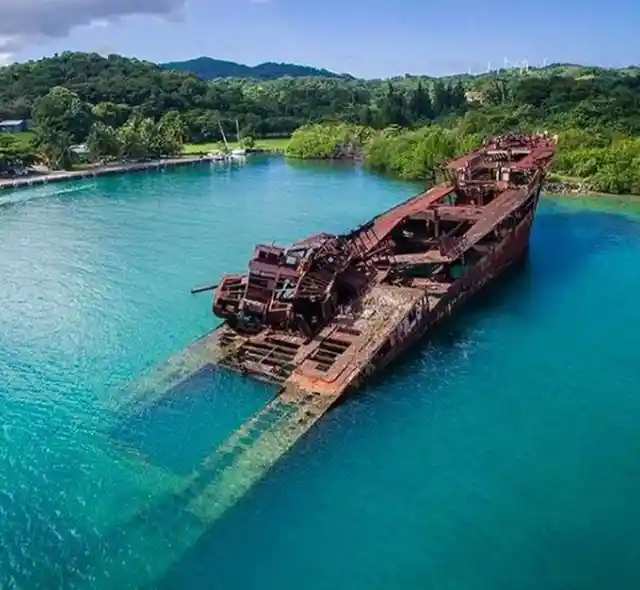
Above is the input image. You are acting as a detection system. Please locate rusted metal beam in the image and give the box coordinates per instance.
[190,283,218,294]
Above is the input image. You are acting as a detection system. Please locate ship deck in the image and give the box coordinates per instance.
[216,283,428,390]
[361,183,456,251]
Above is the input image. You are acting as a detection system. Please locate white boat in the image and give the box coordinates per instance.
[210,120,247,162]
[207,151,227,162]
[228,148,247,162]
[232,120,247,158]
[207,151,246,165]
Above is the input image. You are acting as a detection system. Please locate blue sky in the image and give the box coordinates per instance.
[2,0,638,77]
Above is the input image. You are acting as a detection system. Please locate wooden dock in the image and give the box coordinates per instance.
[0,156,214,191]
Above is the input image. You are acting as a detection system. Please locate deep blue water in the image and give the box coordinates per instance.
[1,157,639,589]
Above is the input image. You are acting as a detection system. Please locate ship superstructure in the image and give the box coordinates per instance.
[211,133,556,393]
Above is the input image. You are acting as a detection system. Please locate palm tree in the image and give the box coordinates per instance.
[33,127,74,170]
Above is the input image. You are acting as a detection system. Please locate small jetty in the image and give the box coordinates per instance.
[0,156,215,192]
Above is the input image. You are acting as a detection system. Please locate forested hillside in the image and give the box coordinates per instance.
[2,52,640,139]
[1,51,639,192]
[0,52,468,140]
[161,57,343,79]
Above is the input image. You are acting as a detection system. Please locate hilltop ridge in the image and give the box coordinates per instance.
[160,56,350,80]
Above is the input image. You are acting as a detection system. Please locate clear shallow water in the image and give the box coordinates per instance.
[1,158,640,589]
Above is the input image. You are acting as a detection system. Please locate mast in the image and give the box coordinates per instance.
[218,119,229,152]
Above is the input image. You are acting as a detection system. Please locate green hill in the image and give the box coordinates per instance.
[161,56,347,79]
[1,51,638,147]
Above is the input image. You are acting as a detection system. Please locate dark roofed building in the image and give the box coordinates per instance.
[0,119,31,133]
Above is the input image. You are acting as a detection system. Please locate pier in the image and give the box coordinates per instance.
[0,156,215,191]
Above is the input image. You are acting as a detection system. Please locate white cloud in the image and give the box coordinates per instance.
[0,0,188,53]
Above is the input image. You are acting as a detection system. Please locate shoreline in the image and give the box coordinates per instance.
[545,190,640,201]
[543,179,598,196]
[0,156,214,191]
[286,154,637,200]
[1,154,637,203]
[543,179,640,201]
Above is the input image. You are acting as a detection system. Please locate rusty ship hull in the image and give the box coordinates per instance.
[349,190,540,390]
[113,133,556,530]
[212,180,543,398]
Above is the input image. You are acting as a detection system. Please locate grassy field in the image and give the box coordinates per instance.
[0,131,35,150]
[182,137,290,155]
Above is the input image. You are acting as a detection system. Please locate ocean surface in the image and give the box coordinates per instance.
[1,157,639,590]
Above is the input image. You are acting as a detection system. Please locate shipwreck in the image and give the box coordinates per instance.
[119,133,556,526]
[210,132,556,394]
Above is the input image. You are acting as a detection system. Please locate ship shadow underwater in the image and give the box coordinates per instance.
[111,365,278,475]
[101,203,635,590]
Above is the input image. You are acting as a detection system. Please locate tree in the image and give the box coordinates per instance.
[407,81,434,122]
[92,102,132,128]
[286,123,374,159]
[365,125,473,181]
[1,50,640,192]
[431,80,449,118]
[136,117,160,157]
[32,86,93,144]
[448,80,467,112]
[117,116,149,160]
[378,82,408,127]
[0,133,37,173]
[2,51,640,142]
[185,110,220,143]
[87,122,121,159]
[33,127,74,170]
[156,110,186,155]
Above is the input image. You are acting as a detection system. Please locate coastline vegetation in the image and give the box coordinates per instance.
[282,79,640,194]
[365,126,479,183]
[285,123,376,160]
[286,123,640,195]
[0,51,639,193]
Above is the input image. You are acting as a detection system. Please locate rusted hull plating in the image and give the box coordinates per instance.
[216,184,542,397]
[364,187,540,387]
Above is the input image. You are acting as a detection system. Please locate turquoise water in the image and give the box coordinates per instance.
[1,158,640,589]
